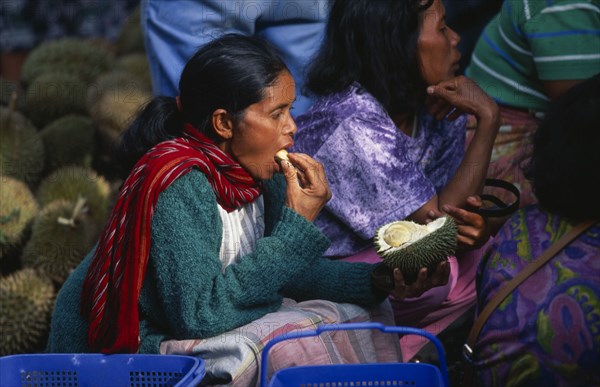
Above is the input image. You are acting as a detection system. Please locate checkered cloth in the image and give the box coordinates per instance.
[160,298,401,386]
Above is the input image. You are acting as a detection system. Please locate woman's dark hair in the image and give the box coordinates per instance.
[524,73,600,220]
[305,0,434,116]
[115,34,288,177]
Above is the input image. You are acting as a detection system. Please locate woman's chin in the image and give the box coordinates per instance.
[262,163,280,180]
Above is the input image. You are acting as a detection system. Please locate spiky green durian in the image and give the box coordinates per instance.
[21,198,100,284]
[0,176,39,260]
[86,70,151,145]
[36,166,111,227]
[0,105,45,185]
[374,217,457,284]
[115,53,152,90]
[40,114,95,172]
[0,268,55,355]
[21,37,114,85]
[23,72,88,127]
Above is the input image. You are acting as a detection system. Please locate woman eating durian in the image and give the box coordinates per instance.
[45,34,452,385]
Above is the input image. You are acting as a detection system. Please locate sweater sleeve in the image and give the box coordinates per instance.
[263,174,387,306]
[281,260,388,306]
[138,170,330,345]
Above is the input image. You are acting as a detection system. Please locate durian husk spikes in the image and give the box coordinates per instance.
[0,175,39,259]
[40,115,95,172]
[21,197,100,285]
[0,106,45,185]
[374,216,457,285]
[36,166,111,227]
[0,268,56,355]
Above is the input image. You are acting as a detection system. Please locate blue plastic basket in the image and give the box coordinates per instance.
[0,353,205,387]
[260,322,450,387]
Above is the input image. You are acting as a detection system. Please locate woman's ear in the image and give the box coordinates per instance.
[212,109,234,140]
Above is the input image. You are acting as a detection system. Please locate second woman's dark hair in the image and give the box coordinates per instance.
[524,73,600,220]
[305,0,434,116]
[115,34,288,177]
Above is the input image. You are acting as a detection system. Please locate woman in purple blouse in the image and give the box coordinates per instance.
[293,0,500,361]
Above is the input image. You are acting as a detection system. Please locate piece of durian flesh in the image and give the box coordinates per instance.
[274,149,289,164]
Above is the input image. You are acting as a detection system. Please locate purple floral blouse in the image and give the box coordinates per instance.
[294,83,466,256]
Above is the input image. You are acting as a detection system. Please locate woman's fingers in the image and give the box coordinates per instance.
[465,195,484,209]
[426,95,459,121]
[442,204,484,227]
[389,261,451,300]
[430,260,450,287]
[428,76,498,122]
[391,268,408,299]
[288,153,324,186]
[428,76,480,113]
[281,153,314,187]
[292,154,331,199]
[440,203,490,249]
[283,153,332,221]
[280,157,301,187]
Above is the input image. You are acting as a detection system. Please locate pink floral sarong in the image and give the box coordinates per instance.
[343,241,492,362]
[466,106,541,208]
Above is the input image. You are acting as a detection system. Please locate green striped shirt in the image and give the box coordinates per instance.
[466,0,600,110]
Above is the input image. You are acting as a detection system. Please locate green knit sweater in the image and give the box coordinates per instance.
[46,171,386,353]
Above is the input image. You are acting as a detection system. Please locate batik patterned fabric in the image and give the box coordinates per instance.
[294,83,466,257]
[473,206,600,386]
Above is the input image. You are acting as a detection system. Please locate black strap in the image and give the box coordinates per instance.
[474,178,520,218]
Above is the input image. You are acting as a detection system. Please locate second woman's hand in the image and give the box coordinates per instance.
[281,153,332,222]
[426,75,500,129]
[428,196,491,250]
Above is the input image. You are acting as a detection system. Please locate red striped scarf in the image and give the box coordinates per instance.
[80,124,262,353]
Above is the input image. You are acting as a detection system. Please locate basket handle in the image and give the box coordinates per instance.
[259,322,449,387]
[186,362,206,387]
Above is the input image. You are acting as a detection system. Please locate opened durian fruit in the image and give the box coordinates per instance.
[374,217,457,284]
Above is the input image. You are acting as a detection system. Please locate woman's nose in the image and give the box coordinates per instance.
[450,27,461,46]
[287,112,297,136]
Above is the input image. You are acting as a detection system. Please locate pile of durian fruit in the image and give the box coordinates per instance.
[0,6,150,356]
